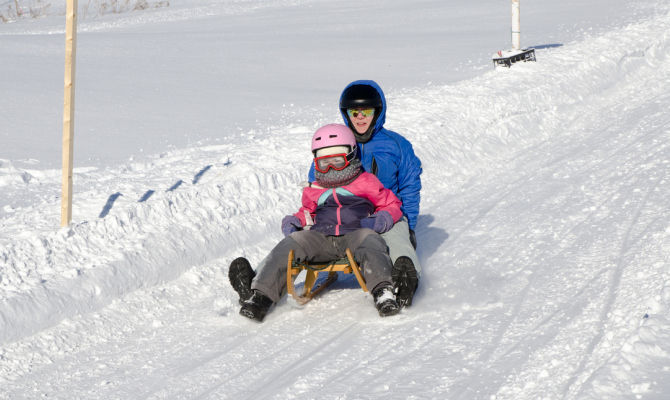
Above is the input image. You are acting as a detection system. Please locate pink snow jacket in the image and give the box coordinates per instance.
[293,172,403,236]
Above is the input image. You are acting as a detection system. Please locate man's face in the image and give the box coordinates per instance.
[347,108,375,134]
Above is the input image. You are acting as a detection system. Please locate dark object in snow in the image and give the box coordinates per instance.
[239,290,273,322]
[492,48,537,68]
[229,257,256,305]
[99,192,123,218]
[392,256,419,308]
[373,284,400,317]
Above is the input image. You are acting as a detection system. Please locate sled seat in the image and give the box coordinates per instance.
[286,248,368,305]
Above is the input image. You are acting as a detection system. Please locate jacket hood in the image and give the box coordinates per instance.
[339,80,387,140]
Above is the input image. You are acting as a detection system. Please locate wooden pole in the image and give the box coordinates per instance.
[13,0,22,16]
[61,0,77,227]
[511,0,521,50]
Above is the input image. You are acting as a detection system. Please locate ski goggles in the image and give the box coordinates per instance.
[346,108,375,118]
[314,151,356,173]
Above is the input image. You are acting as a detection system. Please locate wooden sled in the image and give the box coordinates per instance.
[286,248,368,305]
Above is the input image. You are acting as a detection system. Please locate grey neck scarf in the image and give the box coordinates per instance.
[314,158,363,188]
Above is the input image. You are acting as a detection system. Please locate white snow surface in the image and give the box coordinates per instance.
[2,0,670,398]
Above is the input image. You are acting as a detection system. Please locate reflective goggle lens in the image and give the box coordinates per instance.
[346,108,375,118]
[315,153,349,173]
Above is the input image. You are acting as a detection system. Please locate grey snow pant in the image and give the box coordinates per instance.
[251,228,393,303]
[381,217,422,279]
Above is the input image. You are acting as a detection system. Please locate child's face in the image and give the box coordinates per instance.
[346,108,375,134]
[314,145,351,173]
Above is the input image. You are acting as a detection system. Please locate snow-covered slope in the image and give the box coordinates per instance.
[2,1,670,399]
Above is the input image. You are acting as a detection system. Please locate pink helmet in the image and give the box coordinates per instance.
[311,124,357,155]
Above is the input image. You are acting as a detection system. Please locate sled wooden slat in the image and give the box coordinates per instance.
[286,248,368,305]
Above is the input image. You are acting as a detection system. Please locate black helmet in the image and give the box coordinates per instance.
[340,84,383,143]
[339,85,383,109]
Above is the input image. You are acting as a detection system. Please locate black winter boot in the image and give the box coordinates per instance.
[228,257,256,305]
[239,290,274,322]
[372,284,400,317]
[392,256,419,308]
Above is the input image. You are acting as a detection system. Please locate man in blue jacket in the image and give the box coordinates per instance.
[309,80,422,307]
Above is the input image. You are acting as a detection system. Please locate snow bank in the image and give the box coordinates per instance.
[0,142,312,343]
[0,159,34,187]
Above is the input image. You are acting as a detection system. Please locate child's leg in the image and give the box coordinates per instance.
[342,229,399,317]
[342,228,394,292]
[252,230,338,303]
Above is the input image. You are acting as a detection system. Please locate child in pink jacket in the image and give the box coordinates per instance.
[228,124,404,321]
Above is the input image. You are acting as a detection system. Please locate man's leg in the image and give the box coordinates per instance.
[381,218,421,307]
[381,218,422,278]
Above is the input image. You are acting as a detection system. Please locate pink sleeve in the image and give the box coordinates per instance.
[293,188,319,226]
[354,173,404,223]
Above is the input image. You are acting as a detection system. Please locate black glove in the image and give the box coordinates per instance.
[409,229,417,250]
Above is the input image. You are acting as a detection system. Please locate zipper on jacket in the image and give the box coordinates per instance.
[360,143,378,176]
[332,188,342,236]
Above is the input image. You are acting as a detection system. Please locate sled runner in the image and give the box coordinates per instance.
[286,248,368,305]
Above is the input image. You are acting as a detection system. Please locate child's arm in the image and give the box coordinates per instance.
[293,187,319,226]
[356,173,403,222]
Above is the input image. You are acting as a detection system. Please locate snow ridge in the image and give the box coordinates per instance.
[0,146,309,343]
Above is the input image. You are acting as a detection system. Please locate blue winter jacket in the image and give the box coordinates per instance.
[309,80,422,230]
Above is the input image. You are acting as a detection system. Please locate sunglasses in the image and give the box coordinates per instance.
[346,108,375,118]
[314,153,353,173]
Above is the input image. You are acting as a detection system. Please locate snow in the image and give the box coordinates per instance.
[2,0,670,398]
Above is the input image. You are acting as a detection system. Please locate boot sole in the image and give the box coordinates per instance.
[239,305,266,322]
[392,256,418,308]
[228,257,256,305]
[377,300,400,317]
